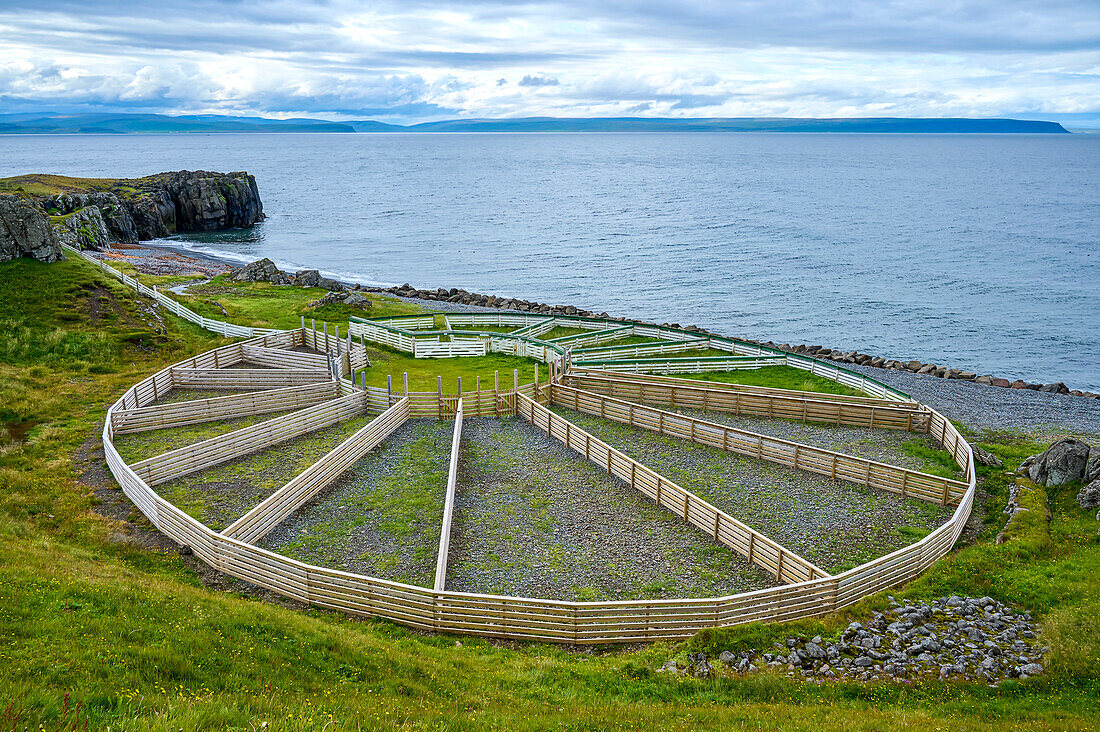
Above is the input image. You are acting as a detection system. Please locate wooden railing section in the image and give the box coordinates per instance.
[434,398,464,591]
[515,393,826,584]
[130,391,368,486]
[222,398,411,543]
[111,382,338,434]
[549,384,967,505]
[563,371,931,432]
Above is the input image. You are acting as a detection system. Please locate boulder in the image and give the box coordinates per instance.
[1026,438,1091,486]
[309,291,371,310]
[0,195,62,262]
[1086,452,1100,484]
[295,269,323,287]
[972,446,1004,468]
[227,258,290,284]
[1039,382,1070,394]
[1076,480,1100,510]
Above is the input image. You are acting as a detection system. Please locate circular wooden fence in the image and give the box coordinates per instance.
[98,273,975,644]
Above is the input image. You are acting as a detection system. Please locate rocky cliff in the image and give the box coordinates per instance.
[0,170,263,263]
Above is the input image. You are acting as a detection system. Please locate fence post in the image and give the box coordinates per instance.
[336,325,341,355]
[404,372,409,398]
[494,370,500,417]
[438,376,443,419]
[312,318,317,349]
[323,321,329,352]
[513,369,519,415]
[301,315,305,338]
[387,375,393,405]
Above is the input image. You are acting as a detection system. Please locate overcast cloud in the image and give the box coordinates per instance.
[0,0,1097,123]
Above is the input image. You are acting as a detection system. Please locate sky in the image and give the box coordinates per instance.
[1,0,1099,125]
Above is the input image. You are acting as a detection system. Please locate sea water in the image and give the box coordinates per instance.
[3,132,1097,389]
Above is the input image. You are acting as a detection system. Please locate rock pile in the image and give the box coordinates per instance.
[661,596,1045,684]
[309,291,371,309]
[295,269,345,291]
[774,344,1098,399]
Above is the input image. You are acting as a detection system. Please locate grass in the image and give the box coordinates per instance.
[159,274,426,331]
[1,255,1098,729]
[354,344,543,394]
[677,365,869,397]
[0,173,120,197]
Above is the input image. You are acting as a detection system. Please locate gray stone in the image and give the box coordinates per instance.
[1076,480,1100,510]
[718,650,735,664]
[52,205,112,251]
[1086,452,1100,484]
[1017,663,1043,677]
[805,642,826,659]
[0,195,62,262]
[853,656,874,667]
[229,258,290,284]
[1028,438,1091,486]
[972,446,1004,468]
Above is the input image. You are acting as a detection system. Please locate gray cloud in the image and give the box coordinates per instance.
[0,0,1096,122]
[518,75,560,87]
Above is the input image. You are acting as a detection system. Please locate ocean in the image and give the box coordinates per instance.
[3,132,1098,389]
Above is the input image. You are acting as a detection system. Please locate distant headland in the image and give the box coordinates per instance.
[0,113,1070,135]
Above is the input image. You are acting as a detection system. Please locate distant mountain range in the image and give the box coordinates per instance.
[0,113,1070,134]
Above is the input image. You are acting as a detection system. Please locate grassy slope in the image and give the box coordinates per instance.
[1,256,1098,730]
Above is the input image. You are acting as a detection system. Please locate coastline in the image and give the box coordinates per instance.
[88,241,1100,402]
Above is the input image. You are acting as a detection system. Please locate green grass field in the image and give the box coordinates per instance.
[1,254,1098,730]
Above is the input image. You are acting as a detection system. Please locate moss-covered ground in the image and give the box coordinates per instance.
[1,254,1098,730]
[262,419,452,587]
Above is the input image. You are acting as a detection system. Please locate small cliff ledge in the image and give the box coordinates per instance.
[0,170,263,263]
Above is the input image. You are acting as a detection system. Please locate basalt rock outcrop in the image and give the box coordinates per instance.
[0,170,263,262]
[0,195,63,263]
[1018,437,1094,487]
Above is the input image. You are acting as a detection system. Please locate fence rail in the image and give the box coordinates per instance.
[434,399,464,591]
[563,371,931,432]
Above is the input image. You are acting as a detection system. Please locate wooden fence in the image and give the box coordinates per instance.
[434,398,464,591]
[574,354,787,373]
[222,398,411,543]
[100,338,977,643]
[549,384,968,505]
[111,381,339,434]
[130,391,368,486]
[563,371,931,432]
[88,272,982,644]
[515,393,826,583]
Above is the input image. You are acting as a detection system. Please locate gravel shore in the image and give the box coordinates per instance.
[837,363,1100,436]
[261,419,452,587]
[551,406,953,574]
[446,418,776,601]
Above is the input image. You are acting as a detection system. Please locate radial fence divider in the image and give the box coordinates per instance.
[570,335,711,360]
[222,398,411,543]
[550,384,967,505]
[129,390,368,486]
[563,371,930,432]
[111,381,339,434]
[574,354,786,373]
[434,398,464,591]
[514,393,826,583]
[169,367,333,390]
[569,367,918,407]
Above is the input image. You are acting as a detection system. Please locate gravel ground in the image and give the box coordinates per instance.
[155,414,375,531]
[665,406,960,477]
[838,363,1100,436]
[551,406,953,574]
[446,418,777,601]
[262,419,452,587]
